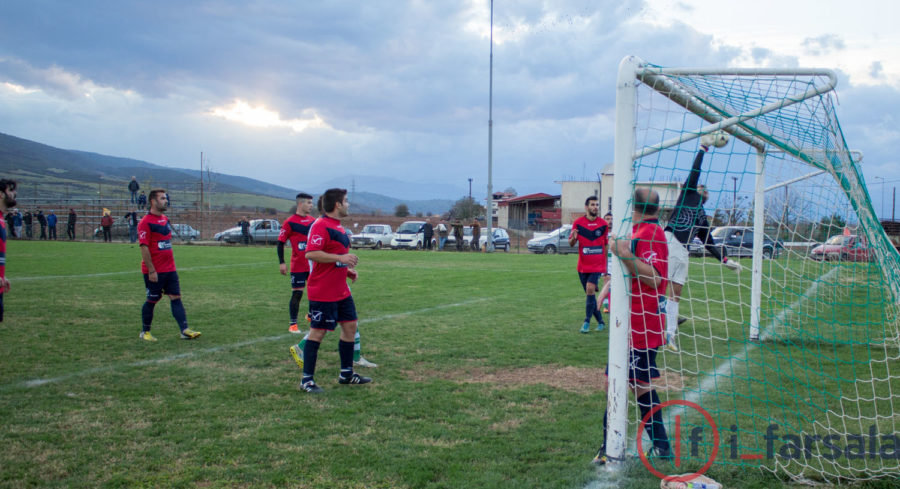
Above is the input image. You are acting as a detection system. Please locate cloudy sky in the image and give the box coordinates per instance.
[1,0,898,216]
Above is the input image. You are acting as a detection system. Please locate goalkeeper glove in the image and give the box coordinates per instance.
[723,257,742,273]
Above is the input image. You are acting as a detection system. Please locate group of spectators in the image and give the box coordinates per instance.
[129,176,148,210]
[4,208,77,240]
[420,218,483,251]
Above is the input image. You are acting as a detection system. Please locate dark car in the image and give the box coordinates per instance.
[711,226,783,259]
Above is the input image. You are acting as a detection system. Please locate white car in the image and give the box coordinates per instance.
[391,220,426,249]
[171,223,200,241]
[351,224,393,249]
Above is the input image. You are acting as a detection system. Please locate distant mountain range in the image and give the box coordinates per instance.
[0,132,455,214]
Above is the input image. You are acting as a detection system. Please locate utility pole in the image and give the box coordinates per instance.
[200,152,204,240]
[893,186,896,222]
[731,176,738,225]
[468,178,473,198]
[484,0,495,252]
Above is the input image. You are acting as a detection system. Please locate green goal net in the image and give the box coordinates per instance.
[606,56,900,484]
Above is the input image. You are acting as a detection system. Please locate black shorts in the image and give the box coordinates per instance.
[0,293,4,322]
[605,348,660,386]
[578,272,606,291]
[144,271,181,302]
[290,272,309,289]
[308,296,358,331]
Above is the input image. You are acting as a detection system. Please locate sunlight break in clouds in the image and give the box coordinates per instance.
[210,99,330,132]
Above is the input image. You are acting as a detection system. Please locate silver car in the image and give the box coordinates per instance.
[351,224,393,249]
[527,225,578,254]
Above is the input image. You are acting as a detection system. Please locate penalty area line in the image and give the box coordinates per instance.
[6,298,490,390]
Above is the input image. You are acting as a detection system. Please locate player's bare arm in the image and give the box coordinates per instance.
[140,245,158,282]
[609,235,662,288]
[306,250,359,268]
[568,227,578,247]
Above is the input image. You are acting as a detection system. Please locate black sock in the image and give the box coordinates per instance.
[289,290,303,324]
[302,339,321,381]
[585,294,597,323]
[594,305,604,324]
[638,391,670,452]
[338,340,354,378]
[141,301,156,332]
[601,407,608,450]
[170,298,188,331]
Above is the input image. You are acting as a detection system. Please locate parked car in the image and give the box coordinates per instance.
[809,234,872,262]
[171,223,199,241]
[478,227,511,252]
[93,216,131,240]
[351,224,393,249]
[686,236,708,257]
[527,225,578,254]
[214,218,281,244]
[710,226,783,259]
[391,220,427,249]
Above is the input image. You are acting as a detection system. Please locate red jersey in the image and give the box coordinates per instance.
[573,216,609,273]
[138,213,176,274]
[305,216,352,302]
[278,213,315,273]
[0,219,6,291]
[629,219,668,349]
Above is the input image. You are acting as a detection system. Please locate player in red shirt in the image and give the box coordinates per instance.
[594,188,671,464]
[0,179,17,321]
[137,189,201,342]
[296,188,371,393]
[277,192,315,334]
[568,195,609,333]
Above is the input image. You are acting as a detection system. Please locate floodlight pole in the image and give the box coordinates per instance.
[484,0,494,252]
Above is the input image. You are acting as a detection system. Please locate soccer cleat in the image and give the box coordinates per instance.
[180,328,201,340]
[603,305,609,313]
[288,323,302,334]
[644,445,673,462]
[305,313,311,323]
[580,321,591,334]
[665,332,679,352]
[139,331,157,342]
[338,373,372,385]
[678,316,688,325]
[299,380,323,393]
[595,322,605,332]
[591,447,607,465]
[354,356,378,368]
[289,344,304,370]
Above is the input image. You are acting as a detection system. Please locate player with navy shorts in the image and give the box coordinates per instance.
[594,188,671,464]
[277,192,315,334]
[0,179,17,321]
[137,189,201,342]
[296,188,371,393]
[568,195,609,333]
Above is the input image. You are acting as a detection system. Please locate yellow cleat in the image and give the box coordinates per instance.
[289,344,304,370]
[180,328,202,340]
[139,331,157,342]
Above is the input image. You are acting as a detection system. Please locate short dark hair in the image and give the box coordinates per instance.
[633,188,660,216]
[322,188,347,213]
[585,195,598,206]
[148,189,167,202]
[296,192,313,201]
[0,179,17,193]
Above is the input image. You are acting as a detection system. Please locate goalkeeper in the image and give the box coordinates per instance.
[664,131,741,352]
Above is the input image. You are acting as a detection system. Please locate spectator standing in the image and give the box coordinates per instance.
[23,210,32,239]
[13,209,22,238]
[125,209,139,243]
[437,221,449,250]
[452,220,464,251]
[47,211,57,240]
[4,212,12,239]
[137,191,147,210]
[423,220,434,250]
[239,217,251,245]
[128,176,140,204]
[471,220,481,251]
[37,210,47,239]
[66,209,77,240]
[100,211,113,242]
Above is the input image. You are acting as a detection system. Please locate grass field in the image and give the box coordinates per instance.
[0,241,896,488]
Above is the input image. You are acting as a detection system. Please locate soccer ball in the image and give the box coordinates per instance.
[701,130,729,148]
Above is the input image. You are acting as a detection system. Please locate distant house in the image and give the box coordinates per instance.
[498,192,560,232]
[558,164,681,224]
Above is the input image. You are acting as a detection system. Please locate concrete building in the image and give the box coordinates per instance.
[558,164,682,224]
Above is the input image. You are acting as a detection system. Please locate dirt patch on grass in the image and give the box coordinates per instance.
[405,365,687,394]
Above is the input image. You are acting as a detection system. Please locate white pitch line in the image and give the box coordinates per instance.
[7,298,490,390]
[14,262,272,281]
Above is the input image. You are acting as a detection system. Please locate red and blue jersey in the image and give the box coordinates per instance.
[138,213,176,274]
[305,216,352,302]
[573,215,609,273]
[629,219,668,349]
[278,213,315,273]
[0,219,6,291]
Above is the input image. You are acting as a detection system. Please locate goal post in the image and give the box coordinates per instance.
[606,55,900,483]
